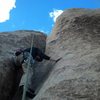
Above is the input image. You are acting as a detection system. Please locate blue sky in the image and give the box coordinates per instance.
[0,0,100,35]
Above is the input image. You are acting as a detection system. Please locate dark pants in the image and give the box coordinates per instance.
[12,85,36,100]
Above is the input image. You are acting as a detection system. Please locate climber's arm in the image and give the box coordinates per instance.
[42,53,50,60]
[43,54,60,63]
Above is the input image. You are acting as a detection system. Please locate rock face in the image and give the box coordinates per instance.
[33,9,100,100]
[0,30,46,100]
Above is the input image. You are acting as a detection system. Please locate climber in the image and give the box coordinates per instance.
[15,47,51,63]
[15,47,61,64]
[13,46,58,100]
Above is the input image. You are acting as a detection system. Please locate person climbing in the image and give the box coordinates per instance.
[15,47,51,63]
[13,46,59,100]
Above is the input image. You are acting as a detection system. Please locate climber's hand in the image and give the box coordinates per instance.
[50,57,62,63]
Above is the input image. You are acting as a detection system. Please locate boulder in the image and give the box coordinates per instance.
[33,8,100,100]
[0,30,46,100]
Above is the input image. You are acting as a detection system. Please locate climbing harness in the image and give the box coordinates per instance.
[22,35,34,100]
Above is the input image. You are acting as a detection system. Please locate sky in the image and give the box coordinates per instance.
[0,0,100,35]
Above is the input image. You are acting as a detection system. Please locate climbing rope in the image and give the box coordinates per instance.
[22,34,34,100]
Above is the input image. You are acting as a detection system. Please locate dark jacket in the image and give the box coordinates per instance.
[23,47,50,62]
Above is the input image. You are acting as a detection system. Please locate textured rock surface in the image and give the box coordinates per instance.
[0,30,46,100]
[33,8,100,100]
